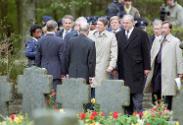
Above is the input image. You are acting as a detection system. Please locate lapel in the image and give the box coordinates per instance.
[124,28,137,49]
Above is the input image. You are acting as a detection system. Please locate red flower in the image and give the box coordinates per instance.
[146,123,151,125]
[9,114,16,121]
[91,111,98,116]
[113,112,118,119]
[101,112,105,116]
[138,112,143,118]
[90,114,95,120]
[80,113,86,120]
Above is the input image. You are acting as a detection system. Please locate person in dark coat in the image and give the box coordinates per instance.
[65,23,96,83]
[25,24,42,67]
[116,15,150,114]
[35,20,65,91]
[106,0,125,18]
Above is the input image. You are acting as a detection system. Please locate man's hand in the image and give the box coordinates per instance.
[178,74,183,79]
[106,67,113,73]
[144,70,150,77]
[61,75,66,80]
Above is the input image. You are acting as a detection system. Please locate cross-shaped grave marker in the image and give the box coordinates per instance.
[56,78,89,113]
[0,76,12,116]
[95,80,130,114]
[172,90,183,125]
[17,66,52,116]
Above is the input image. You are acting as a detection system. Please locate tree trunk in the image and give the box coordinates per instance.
[15,0,36,57]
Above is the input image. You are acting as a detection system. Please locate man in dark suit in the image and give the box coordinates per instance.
[65,23,96,84]
[56,15,78,40]
[35,20,65,91]
[116,14,150,114]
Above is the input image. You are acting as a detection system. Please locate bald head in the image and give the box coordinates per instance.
[46,20,58,32]
[79,23,89,35]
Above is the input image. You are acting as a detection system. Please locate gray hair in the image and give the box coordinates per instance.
[46,20,58,32]
[80,23,89,34]
[122,14,134,23]
[152,19,162,27]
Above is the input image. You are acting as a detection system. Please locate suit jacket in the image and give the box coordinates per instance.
[65,34,96,82]
[116,27,150,93]
[149,35,155,49]
[35,33,65,79]
[144,34,183,96]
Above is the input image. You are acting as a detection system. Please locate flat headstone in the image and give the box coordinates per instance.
[172,90,183,125]
[0,76,12,116]
[17,66,52,116]
[95,80,130,114]
[33,109,80,125]
[56,78,89,113]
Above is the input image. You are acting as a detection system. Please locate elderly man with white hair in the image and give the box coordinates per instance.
[149,19,162,48]
[116,14,150,114]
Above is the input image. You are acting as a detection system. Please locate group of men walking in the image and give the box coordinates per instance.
[25,13,183,115]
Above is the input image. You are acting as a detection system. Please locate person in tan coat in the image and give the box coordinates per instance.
[88,17,118,88]
[144,21,183,110]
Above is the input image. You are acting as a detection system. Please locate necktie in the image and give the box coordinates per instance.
[157,36,166,63]
[125,30,129,40]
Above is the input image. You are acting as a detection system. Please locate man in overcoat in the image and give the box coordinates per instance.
[116,14,150,114]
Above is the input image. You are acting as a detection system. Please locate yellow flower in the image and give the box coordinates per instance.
[59,109,64,112]
[91,98,96,104]
[176,121,180,125]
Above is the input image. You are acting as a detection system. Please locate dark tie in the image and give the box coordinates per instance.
[157,36,166,63]
[125,30,129,40]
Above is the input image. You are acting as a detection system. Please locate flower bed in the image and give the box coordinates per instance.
[0,101,179,125]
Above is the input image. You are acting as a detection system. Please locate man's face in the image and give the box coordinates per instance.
[63,19,73,30]
[122,17,133,31]
[166,0,174,6]
[124,0,132,6]
[33,29,42,39]
[153,24,162,36]
[96,21,106,32]
[110,19,121,31]
[162,23,171,36]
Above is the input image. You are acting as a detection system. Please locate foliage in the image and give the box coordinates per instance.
[0,18,24,81]
[0,114,32,125]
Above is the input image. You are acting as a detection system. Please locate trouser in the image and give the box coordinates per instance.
[152,91,161,104]
[125,93,143,115]
[163,96,173,110]
[52,79,61,92]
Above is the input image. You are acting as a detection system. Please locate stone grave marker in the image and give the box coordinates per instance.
[56,78,89,113]
[0,76,12,116]
[33,109,80,125]
[95,80,130,114]
[17,66,52,116]
[172,90,183,125]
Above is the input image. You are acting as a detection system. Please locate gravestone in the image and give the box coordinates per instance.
[95,80,130,114]
[17,66,52,116]
[172,90,183,125]
[0,76,12,116]
[56,78,89,113]
[33,109,80,125]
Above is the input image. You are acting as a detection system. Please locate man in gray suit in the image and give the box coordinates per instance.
[35,20,65,91]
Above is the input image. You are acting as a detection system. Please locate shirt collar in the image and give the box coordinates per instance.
[94,30,108,37]
[46,32,56,35]
[32,37,38,42]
